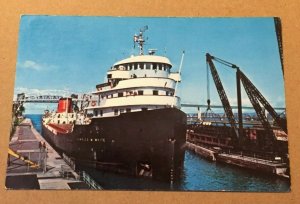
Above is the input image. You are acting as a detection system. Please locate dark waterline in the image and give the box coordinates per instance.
[25,114,290,191]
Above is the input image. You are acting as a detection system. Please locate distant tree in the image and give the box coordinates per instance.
[15,104,25,117]
[19,105,25,114]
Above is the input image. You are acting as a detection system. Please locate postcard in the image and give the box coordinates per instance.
[5,16,290,191]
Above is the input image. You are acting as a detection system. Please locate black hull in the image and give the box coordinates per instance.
[42,108,187,181]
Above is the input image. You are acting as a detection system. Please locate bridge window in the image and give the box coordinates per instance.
[146,63,151,70]
[157,64,161,70]
[162,64,165,71]
[114,109,119,115]
[153,90,158,95]
[134,63,138,70]
[118,92,123,97]
[100,110,103,116]
[142,107,148,111]
[166,91,169,96]
[152,64,156,70]
[152,63,156,70]
[94,110,98,116]
[166,65,171,73]
[138,90,143,95]
[126,108,131,113]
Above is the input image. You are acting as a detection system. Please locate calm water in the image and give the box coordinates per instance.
[26,114,290,192]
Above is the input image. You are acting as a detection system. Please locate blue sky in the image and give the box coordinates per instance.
[14,16,286,114]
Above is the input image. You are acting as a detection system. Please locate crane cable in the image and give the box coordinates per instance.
[206,62,211,110]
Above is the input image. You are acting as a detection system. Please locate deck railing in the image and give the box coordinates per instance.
[80,171,103,190]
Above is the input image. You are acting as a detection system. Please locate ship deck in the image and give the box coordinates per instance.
[47,123,73,134]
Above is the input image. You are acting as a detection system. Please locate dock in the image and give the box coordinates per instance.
[185,142,289,178]
[5,118,99,189]
[185,142,216,161]
[216,152,289,177]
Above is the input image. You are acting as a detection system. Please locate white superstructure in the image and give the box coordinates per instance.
[85,27,182,118]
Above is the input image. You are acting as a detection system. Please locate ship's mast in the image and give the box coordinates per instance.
[134,26,148,55]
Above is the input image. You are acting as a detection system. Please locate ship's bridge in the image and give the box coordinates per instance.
[112,55,172,68]
[107,55,177,81]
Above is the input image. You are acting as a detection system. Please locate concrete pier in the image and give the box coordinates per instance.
[185,142,217,161]
[216,152,289,177]
[185,141,289,178]
[6,118,91,189]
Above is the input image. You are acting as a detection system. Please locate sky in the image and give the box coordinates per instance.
[14,16,286,114]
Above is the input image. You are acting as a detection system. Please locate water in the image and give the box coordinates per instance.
[26,114,290,191]
[26,114,42,133]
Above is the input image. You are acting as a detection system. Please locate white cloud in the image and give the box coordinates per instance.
[227,96,252,107]
[273,96,286,107]
[22,60,42,70]
[18,60,58,71]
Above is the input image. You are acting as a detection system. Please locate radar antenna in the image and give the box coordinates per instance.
[133,26,148,55]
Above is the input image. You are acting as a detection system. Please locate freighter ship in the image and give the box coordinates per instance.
[41,27,187,181]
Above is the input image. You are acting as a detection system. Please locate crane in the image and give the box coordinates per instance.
[206,53,287,151]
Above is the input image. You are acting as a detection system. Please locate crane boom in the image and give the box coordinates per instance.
[239,71,287,133]
[206,53,238,139]
[239,72,275,145]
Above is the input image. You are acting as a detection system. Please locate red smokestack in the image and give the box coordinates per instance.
[57,98,73,113]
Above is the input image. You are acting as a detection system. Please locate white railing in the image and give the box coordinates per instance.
[87,95,181,109]
[93,77,176,94]
[81,171,103,190]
